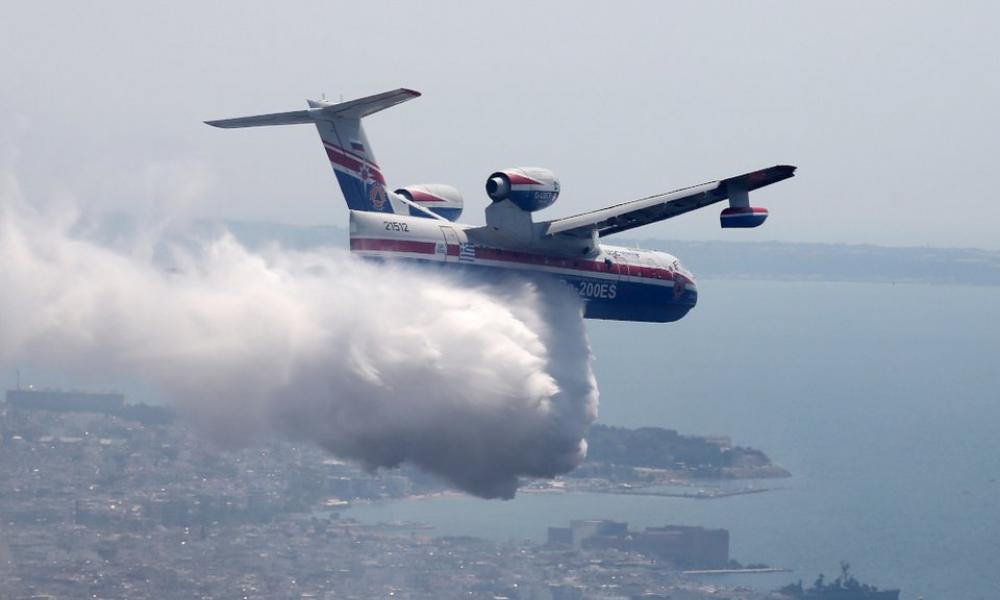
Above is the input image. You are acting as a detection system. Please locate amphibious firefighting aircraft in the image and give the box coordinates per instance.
[206,88,795,323]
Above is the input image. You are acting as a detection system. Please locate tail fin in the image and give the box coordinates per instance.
[206,88,421,214]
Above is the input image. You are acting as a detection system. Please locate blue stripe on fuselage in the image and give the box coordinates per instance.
[358,254,697,323]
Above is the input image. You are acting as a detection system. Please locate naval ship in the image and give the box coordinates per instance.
[778,563,900,600]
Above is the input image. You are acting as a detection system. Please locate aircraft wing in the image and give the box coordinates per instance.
[543,165,796,238]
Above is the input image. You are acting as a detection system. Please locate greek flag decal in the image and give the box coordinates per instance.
[459,243,476,262]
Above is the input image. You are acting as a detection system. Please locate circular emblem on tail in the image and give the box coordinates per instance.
[370,184,388,211]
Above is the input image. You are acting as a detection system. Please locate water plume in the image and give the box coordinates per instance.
[0,179,598,499]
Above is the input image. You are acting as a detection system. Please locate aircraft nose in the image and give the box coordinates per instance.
[676,268,697,308]
[684,276,698,307]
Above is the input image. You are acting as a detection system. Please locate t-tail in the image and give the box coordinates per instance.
[206,88,440,218]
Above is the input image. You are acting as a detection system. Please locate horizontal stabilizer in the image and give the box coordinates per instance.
[205,88,421,129]
[314,88,421,119]
[205,110,315,128]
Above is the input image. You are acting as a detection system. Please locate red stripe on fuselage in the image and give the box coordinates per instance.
[349,237,692,286]
[351,238,437,255]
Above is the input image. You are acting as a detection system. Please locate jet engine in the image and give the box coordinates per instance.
[485,167,560,212]
[395,184,464,221]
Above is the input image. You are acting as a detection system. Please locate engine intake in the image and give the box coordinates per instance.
[486,167,560,212]
[395,184,464,221]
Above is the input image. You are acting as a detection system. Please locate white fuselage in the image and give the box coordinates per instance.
[349,210,698,322]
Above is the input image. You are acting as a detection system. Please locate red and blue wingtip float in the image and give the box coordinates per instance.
[206,89,796,323]
[721,207,769,228]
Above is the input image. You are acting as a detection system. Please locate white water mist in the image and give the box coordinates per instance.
[0,187,598,499]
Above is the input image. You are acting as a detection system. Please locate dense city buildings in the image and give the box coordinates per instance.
[0,396,780,599]
[547,520,729,569]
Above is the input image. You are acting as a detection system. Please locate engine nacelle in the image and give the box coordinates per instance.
[485,167,560,212]
[395,184,464,221]
[720,206,768,228]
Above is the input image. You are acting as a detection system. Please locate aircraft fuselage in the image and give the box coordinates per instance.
[349,210,697,323]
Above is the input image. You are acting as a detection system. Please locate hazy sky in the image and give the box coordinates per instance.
[2,1,998,249]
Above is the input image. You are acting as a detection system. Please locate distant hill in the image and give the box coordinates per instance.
[627,238,1000,286]
[579,423,789,479]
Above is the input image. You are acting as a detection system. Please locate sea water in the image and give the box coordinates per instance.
[347,279,1000,600]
